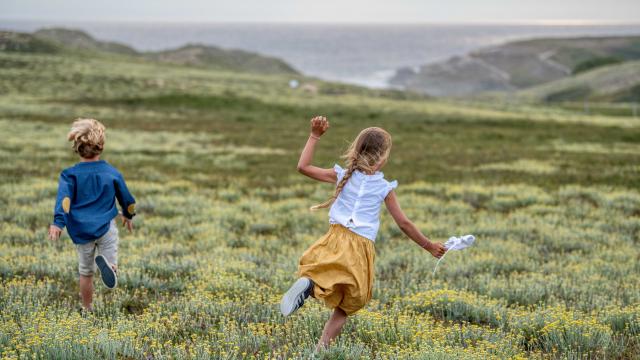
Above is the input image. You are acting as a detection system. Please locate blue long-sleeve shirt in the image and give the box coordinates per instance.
[53,160,136,244]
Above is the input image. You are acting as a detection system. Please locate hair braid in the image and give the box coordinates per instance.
[310,158,357,211]
[310,127,392,211]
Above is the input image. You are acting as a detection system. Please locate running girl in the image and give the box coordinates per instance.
[280,116,446,349]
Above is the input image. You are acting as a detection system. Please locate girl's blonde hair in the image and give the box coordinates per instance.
[67,118,106,158]
[311,127,392,210]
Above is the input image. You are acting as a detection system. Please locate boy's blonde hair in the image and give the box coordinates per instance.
[67,118,106,158]
[311,127,392,210]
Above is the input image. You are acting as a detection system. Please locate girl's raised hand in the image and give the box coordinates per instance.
[297,115,337,183]
[310,116,329,137]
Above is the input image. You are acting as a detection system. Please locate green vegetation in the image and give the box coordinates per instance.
[612,84,640,103]
[34,28,138,56]
[0,31,61,53]
[519,61,640,103]
[544,86,592,103]
[572,56,623,74]
[147,44,299,75]
[0,37,639,359]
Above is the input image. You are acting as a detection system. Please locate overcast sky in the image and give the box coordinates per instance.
[1,0,639,23]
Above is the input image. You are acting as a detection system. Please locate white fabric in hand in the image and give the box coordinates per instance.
[433,235,476,275]
[445,235,475,250]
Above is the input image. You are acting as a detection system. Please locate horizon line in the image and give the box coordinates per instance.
[2,17,640,27]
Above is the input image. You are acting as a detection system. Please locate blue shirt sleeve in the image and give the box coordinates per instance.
[53,171,75,229]
[115,172,136,219]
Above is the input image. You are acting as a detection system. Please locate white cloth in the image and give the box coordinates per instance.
[433,235,476,275]
[329,164,397,242]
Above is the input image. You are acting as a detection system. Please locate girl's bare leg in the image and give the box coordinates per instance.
[317,308,348,350]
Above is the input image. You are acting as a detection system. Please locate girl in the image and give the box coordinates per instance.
[280,116,446,349]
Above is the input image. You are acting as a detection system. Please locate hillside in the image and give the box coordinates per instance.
[1,28,299,76]
[391,36,640,97]
[0,31,60,53]
[146,44,299,75]
[517,60,640,102]
[34,28,138,55]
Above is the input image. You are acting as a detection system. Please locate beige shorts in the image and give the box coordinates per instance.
[76,220,119,276]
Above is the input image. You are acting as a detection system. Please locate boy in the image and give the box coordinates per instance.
[48,118,136,311]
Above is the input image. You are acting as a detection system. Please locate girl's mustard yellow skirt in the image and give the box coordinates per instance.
[298,224,375,315]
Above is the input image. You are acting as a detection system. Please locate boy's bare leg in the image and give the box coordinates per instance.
[317,308,348,350]
[79,275,93,311]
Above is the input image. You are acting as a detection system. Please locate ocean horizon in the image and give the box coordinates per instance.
[3,19,640,88]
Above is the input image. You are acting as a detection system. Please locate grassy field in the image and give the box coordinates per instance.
[0,50,639,359]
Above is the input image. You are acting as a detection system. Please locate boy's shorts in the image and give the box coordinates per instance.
[76,220,119,276]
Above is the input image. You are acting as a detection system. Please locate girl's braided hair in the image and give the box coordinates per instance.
[311,127,392,210]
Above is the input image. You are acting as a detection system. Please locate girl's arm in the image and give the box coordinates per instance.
[385,190,446,258]
[297,116,337,183]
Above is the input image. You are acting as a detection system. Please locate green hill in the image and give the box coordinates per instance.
[391,36,640,97]
[517,60,640,102]
[1,28,299,76]
[34,28,138,55]
[146,43,299,75]
[0,31,61,54]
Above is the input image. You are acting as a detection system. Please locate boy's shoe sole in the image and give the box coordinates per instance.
[280,277,312,316]
[95,255,117,289]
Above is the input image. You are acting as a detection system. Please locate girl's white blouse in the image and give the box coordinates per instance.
[328,164,397,242]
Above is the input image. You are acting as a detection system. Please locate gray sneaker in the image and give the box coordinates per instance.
[280,277,314,316]
[95,255,117,289]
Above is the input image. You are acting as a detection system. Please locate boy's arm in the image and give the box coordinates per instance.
[115,172,136,221]
[384,190,446,258]
[297,116,337,183]
[52,171,74,228]
[50,171,74,240]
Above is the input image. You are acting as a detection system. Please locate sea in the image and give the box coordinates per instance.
[2,20,640,88]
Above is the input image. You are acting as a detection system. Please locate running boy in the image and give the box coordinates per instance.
[48,118,136,311]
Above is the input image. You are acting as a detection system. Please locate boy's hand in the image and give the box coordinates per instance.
[310,116,329,137]
[48,225,62,241]
[121,216,134,233]
[425,242,447,258]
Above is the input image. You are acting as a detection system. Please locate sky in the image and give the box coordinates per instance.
[1,0,639,24]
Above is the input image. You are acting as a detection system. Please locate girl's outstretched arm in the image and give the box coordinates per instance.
[385,190,446,258]
[297,116,337,183]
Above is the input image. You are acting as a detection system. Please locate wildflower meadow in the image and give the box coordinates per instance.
[0,50,639,359]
